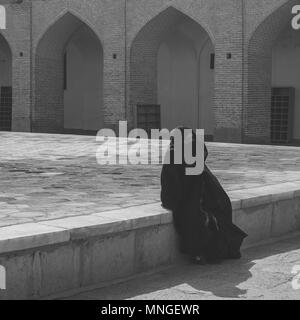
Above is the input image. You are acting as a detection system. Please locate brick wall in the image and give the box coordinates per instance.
[0,1,31,132]
[0,0,297,143]
[212,0,244,142]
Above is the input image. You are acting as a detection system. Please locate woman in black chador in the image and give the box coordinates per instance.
[160,127,247,264]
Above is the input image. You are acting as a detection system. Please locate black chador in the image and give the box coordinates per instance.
[160,127,247,264]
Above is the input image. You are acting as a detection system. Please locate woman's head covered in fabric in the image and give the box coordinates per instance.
[165,126,208,171]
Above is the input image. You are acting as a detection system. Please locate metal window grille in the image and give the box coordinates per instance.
[0,86,12,131]
[136,104,161,135]
[271,87,295,144]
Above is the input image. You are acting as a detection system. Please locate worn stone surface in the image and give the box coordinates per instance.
[234,204,273,246]
[0,222,70,254]
[39,215,132,240]
[134,224,177,273]
[0,242,81,299]
[272,199,299,237]
[65,234,300,300]
[0,132,300,227]
[94,203,167,230]
[80,231,136,288]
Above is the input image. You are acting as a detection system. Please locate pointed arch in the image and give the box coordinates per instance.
[246,0,298,143]
[129,6,215,134]
[34,12,104,133]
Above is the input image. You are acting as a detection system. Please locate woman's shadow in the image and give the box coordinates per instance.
[167,235,299,299]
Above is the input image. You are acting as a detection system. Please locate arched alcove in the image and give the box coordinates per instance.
[272,19,300,141]
[35,12,103,133]
[247,0,299,143]
[130,7,215,135]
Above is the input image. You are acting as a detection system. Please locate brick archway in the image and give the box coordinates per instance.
[129,6,215,135]
[246,0,298,144]
[34,12,103,134]
[0,33,12,131]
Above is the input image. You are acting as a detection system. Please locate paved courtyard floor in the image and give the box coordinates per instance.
[65,234,300,300]
[0,132,300,227]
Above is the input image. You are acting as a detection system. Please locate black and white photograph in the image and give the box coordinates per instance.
[0,0,300,307]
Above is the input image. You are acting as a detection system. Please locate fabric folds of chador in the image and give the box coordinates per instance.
[160,136,247,262]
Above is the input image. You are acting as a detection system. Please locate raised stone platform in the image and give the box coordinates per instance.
[0,132,299,299]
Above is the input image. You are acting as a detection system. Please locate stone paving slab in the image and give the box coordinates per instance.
[64,234,300,300]
[0,132,300,227]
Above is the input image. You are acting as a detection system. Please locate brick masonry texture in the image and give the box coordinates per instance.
[0,0,297,143]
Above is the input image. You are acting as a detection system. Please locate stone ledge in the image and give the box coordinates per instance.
[0,223,70,254]
[228,181,300,209]
[93,202,173,228]
[0,184,299,255]
[0,203,173,254]
[39,215,132,240]
[39,203,173,241]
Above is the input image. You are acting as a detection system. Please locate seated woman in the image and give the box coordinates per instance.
[160,127,247,264]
